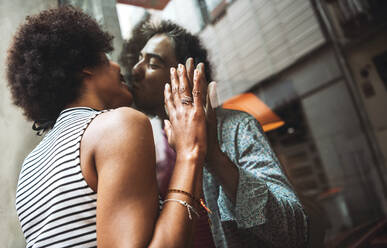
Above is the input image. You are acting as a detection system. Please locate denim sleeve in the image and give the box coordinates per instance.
[216,114,308,246]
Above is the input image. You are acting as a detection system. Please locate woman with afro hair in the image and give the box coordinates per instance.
[8,6,208,247]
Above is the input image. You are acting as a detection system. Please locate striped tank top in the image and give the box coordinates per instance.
[15,107,103,248]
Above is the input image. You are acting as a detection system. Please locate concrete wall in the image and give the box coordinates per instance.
[255,45,386,238]
[198,0,326,103]
[346,32,387,168]
[302,79,383,230]
[0,1,56,247]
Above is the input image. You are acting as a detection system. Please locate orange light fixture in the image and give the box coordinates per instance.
[222,93,285,132]
[117,0,170,10]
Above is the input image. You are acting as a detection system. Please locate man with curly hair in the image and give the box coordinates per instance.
[8,6,213,247]
[121,20,309,247]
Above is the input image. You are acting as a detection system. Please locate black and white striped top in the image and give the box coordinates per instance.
[16,107,103,248]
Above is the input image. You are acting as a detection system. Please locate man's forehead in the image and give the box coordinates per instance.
[141,34,176,63]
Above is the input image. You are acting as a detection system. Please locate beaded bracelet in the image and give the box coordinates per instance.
[167,189,200,203]
[162,198,200,220]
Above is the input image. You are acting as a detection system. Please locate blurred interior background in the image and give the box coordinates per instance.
[1,0,387,247]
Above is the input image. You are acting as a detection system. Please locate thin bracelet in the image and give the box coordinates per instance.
[167,189,212,214]
[167,189,200,204]
[162,198,200,220]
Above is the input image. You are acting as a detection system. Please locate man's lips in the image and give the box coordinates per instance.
[120,74,127,85]
[119,74,135,93]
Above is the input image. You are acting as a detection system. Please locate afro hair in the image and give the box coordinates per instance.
[7,6,114,124]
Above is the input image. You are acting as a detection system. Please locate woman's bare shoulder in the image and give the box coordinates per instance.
[91,107,150,134]
[83,107,154,158]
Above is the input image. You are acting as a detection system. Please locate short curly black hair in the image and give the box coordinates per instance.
[6,6,114,124]
[120,19,213,82]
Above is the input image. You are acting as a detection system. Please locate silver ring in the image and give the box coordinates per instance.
[179,87,187,94]
[181,96,193,105]
[192,90,201,97]
[172,87,179,94]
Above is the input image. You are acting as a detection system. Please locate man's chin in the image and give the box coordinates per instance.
[132,101,151,115]
[135,105,162,118]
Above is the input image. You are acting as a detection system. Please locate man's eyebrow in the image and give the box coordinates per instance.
[146,53,166,64]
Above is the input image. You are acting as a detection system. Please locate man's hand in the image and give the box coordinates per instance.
[204,80,223,167]
[193,62,221,167]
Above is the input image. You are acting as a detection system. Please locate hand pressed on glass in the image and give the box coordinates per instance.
[163,63,207,161]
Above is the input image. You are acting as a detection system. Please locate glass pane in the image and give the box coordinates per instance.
[204,0,223,12]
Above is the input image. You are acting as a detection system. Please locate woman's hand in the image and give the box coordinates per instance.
[164,63,207,162]
[182,59,221,167]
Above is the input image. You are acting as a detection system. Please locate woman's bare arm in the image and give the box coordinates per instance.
[81,63,206,248]
[83,108,158,247]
